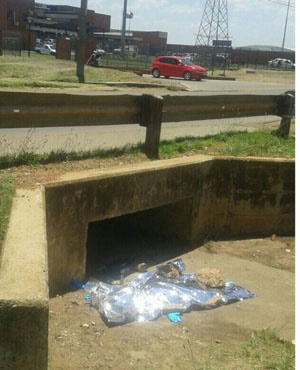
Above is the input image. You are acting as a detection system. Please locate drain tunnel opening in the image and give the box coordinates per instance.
[86,200,194,282]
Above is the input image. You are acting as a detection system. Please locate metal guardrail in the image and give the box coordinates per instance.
[0,91,295,158]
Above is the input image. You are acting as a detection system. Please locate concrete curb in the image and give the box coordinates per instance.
[85,81,178,89]
[0,189,49,370]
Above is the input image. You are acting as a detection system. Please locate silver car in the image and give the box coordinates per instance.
[34,44,56,56]
[268,58,295,69]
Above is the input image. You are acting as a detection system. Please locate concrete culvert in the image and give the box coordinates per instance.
[44,156,294,295]
[0,155,294,370]
[85,204,195,284]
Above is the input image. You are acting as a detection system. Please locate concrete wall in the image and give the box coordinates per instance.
[44,156,295,296]
[190,158,294,241]
[45,157,212,295]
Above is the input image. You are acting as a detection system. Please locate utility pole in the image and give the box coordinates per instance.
[281,0,291,51]
[120,0,128,58]
[76,0,88,83]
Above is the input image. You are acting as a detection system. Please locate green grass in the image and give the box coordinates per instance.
[0,53,156,89]
[0,143,143,169]
[0,173,15,244]
[241,329,295,370]
[194,329,295,370]
[159,130,295,159]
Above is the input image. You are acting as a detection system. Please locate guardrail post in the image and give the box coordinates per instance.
[140,94,164,159]
[275,91,295,137]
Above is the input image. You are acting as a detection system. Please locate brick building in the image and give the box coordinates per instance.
[131,31,168,55]
[33,3,110,39]
[0,0,35,52]
[0,0,111,53]
[0,0,169,56]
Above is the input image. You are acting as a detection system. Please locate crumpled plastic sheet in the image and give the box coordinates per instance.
[84,259,254,325]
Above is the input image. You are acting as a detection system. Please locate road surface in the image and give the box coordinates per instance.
[0,116,283,155]
[144,74,294,95]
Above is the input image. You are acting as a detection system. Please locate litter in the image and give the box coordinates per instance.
[81,258,255,325]
[167,312,181,323]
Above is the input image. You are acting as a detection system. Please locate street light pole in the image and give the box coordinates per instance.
[27,11,34,57]
[281,0,291,51]
[120,0,128,58]
[27,21,31,57]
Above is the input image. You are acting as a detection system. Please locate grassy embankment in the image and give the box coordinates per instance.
[0,52,160,89]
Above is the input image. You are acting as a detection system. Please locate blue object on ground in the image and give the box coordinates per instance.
[71,278,85,289]
[168,312,181,322]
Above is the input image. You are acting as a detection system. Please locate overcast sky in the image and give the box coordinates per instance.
[40,0,295,49]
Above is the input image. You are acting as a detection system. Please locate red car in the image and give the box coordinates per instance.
[151,56,207,81]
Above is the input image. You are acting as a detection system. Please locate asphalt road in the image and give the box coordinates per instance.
[0,78,294,155]
[0,116,282,155]
[144,74,295,95]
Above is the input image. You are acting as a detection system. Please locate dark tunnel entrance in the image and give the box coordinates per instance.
[85,201,195,283]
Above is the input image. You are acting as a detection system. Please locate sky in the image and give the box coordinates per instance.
[39,0,295,49]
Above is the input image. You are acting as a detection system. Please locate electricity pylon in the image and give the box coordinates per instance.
[195,0,229,47]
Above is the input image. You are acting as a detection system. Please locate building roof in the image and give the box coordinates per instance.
[234,45,294,52]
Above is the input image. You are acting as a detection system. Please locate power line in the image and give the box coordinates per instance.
[266,0,295,9]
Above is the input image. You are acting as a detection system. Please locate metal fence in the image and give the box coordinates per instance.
[1,35,22,57]
[0,91,294,158]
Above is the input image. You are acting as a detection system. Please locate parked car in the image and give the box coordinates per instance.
[34,44,56,56]
[113,48,121,55]
[151,56,207,81]
[113,46,138,57]
[268,58,295,69]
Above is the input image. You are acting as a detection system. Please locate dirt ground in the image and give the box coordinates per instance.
[47,235,295,370]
